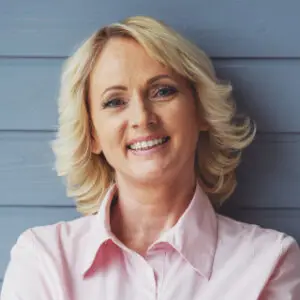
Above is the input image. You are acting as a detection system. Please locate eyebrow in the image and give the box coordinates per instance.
[101,74,173,97]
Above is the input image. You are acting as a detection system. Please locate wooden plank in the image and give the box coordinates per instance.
[0,206,299,281]
[0,58,60,131]
[0,131,300,208]
[214,59,300,133]
[229,133,300,208]
[0,131,69,206]
[1,58,300,132]
[0,207,79,283]
[0,0,300,57]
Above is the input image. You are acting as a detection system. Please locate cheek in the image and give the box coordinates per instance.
[94,117,126,151]
[166,99,198,130]
[169,100,199,146]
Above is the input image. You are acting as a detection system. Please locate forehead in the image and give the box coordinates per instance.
[90,37,179,88]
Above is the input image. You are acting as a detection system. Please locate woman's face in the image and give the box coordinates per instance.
[89,37,205,185]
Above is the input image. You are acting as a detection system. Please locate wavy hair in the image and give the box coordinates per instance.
[52,15,256,215]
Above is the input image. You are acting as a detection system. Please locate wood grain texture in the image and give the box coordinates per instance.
[0,206,299,281]
[1,0,300,57]
[1,58,300,132]
[0,131,299,208]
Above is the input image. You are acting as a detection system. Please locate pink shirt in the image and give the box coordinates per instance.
[1,183,300,299]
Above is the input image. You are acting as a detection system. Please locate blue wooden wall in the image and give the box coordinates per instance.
[1,0,300,287]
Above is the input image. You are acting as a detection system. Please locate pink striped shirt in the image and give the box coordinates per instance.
[1,184,300,299]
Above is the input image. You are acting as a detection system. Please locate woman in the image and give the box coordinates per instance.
[1,16,300,299]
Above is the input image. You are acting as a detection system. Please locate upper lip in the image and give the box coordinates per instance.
[127,135,169,146]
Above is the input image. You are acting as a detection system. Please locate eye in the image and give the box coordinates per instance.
[102,98,126,109]
[152,85,177,98]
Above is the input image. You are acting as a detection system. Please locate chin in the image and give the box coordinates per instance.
[132,168,167,184]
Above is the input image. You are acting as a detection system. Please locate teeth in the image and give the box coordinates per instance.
[129,137,168,150]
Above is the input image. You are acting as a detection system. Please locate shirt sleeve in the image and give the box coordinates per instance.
[0,229,53,300]
[259,235,300,300]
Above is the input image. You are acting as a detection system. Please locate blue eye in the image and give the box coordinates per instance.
[102,98,126,108]
[154,86,177,98]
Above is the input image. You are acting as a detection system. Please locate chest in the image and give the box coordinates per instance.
[68,250,268,300]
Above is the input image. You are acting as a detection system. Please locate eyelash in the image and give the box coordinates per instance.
[102,85,177,109]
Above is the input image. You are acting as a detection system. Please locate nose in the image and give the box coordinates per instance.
[128,92,157,129]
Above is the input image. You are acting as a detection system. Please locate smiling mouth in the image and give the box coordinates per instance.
[127,136,170,151]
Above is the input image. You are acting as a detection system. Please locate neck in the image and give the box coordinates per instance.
[110,172,197,255]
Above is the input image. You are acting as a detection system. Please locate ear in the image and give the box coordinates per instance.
[90,126,102,154]
[91,138,102,154]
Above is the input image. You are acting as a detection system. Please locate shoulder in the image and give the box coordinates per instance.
[216,213,296,254]
[1,216,96,299]
[13,214,95,259]
[215,213,299,274]
[215,214,300,297]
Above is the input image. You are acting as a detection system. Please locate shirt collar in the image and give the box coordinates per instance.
[81,182,218,280]
[158,183,218,279]
[81,184,117,277]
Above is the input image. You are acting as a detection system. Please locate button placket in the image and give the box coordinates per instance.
[126,251,157,298]
[145,247,168,299]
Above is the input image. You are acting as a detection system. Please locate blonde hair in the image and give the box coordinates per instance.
[52,15,256,215]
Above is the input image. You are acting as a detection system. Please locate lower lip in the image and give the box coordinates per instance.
[128,139,170,156]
